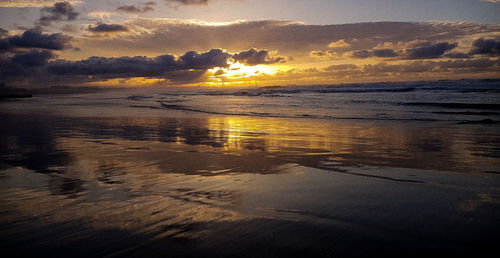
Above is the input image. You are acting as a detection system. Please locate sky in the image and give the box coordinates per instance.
[0,0,499,87]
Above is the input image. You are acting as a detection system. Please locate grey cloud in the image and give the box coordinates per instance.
[405,42,457,59]
[0,28,7,36]
[12,50,55,67]
[352,50,372,58]
[436,58,498,70]
[352,49,399,58]
[179,49,231,69]
[1,50,56,81]
[232,48,285,65]
[84,20,499,58]
[61,24,79,33]
[38,1,79,26]
[48,55,177,77]
[362,58,499,75]
[469,38,500,56]
[0,27,68,83]
[213,69,225,76]
[443,52,472,59]
[117,5,155,13]
[1,27,72,51]
[88,23,128,33]
[47,49,231,80]
[165,0,210,5]
[324,64,358,71]
[164,69,208,83]
[352,42,457,59]
[373,49,399,58]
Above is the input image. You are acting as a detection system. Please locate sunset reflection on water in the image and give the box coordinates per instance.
[1,110,499,257]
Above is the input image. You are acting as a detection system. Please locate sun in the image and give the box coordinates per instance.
[209,61,282,79]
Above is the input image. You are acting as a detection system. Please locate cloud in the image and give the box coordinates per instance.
[362,58,499,75]
[351,49,399,58]
[38,1,79,26]
[1,27,72,51]
[79,19,498,59]
[61,24,80,33]
[165,0,211,5]
[179,49,231,69]
[309,50,339,59]
[117,4,155,14]
[372,49,399,58]
[328,40,351,49]
[88,23,128,33]
[2,19,500,87]
[481,0,499,3]
[11,49,55,67]
[404,42,457,59]
[48,55,176,77]
[0,27,69,82]
[469,38,500,56]
[0,0,82,7]
[0,28,8,36]
[232,48,285,65]
[443,52,472,59]
[47,49,231,80]
[324,64,358,71]
[350,41,463,59]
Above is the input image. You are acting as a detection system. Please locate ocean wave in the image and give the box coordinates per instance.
[158,101,441,122]
[432,111,500,115]
[401,102,500,110]
[126,95,154,101]
[457,119,498,125]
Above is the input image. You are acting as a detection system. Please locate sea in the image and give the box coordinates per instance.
[1,79,499,257]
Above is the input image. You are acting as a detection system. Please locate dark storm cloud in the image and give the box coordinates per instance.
[0,27,72,51]
[47,55,178,77]
[373,49,399,58]
[47,49,231,79]
[88,23,128,33]
[117,5,155,13]
[1,50,56,80]
[11,49,55,67]
[405,42,457,59]
[179,49,231,69]
[38,1,79,26]
[0,27,68,82]
[469,38,500,55]
[232,48,285,65]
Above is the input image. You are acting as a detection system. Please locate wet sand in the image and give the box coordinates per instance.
[1,95,500,257]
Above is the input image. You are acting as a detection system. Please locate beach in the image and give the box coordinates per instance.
[1,81,499,257]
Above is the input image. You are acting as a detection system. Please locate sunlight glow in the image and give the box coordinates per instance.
[207,61,292,86]
[210,62,280,78]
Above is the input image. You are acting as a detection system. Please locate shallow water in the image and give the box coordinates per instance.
[1,80,500,257]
